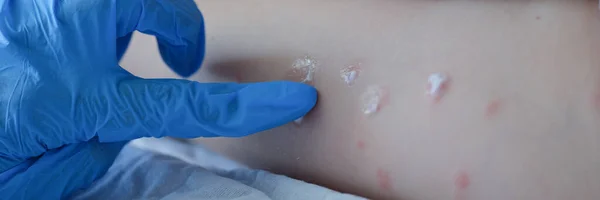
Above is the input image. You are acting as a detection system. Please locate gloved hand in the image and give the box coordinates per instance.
[0,0,317,199]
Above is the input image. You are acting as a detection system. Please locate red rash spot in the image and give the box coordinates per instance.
[536,16,541,20]
[356,141,365,150]
[485,99,501,118]
[377,169,393,191]
[455,171,470,190]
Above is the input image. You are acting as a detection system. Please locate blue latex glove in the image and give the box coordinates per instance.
[0,0,317,199]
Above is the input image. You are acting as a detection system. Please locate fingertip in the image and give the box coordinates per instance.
[280,81,318,115]
[225,81,317,137]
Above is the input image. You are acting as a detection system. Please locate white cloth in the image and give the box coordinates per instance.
[70,138,365,200]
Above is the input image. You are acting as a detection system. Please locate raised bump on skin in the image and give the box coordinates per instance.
[427,73,450,103]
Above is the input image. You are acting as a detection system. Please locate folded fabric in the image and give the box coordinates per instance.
[70,139,366,200]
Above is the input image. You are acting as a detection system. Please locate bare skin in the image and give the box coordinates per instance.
[121,1,600,199]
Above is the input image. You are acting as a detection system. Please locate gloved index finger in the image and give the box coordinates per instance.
[95,80,318,142]
[116,0,205,77]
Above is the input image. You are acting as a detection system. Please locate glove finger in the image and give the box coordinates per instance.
[95,79,317,142]
[116,0,205,77]
[0,139,126,200]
